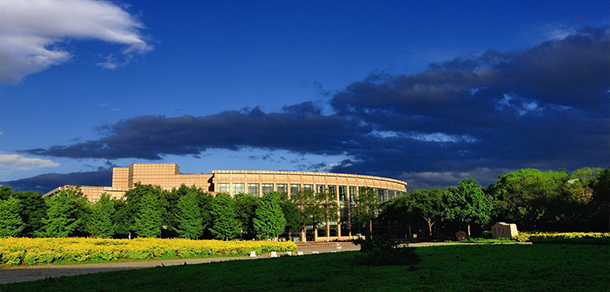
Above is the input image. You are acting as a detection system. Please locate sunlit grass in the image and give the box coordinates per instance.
[2,243,608,292]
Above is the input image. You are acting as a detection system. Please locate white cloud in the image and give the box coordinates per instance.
[0,153,60,170]
[0,0,152,84]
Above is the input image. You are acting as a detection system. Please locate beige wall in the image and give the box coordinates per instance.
[45,163,407,202]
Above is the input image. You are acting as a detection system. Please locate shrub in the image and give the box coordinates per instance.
[354,238,420,266]
[455,230,467,241]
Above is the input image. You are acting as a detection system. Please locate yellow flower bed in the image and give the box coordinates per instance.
[513,232,610,242]
[0,237,297,266]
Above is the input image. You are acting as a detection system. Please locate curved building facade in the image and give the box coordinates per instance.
[46,163,407,241]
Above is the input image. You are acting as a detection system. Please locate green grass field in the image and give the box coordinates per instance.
[2,244,608,292]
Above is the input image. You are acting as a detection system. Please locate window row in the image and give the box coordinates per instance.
[215,183,402,201]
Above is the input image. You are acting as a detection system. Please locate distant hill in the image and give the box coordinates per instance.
[1,169,112,194]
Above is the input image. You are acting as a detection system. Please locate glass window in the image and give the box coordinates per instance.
[290,184,300,195]
[378,188,387,203]
[339,186,347,202]
[303,184,313,191]
[276,183,287,194]
[328,185,337,200]
[232,183,245,196]
[217,183,229,193]
[262,183,274,194]
[349,186,357,202]
[316,184,325,193]
[248,183,259,197]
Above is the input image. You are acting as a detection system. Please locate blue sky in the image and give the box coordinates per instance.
[1,0,608,192]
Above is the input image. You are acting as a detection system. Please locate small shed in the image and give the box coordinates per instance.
[491,222,518,238]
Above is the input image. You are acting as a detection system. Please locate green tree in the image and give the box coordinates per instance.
[380,194,419,238]
[592,168,610,203]
[234,193,260,239]
[0,185,12,200]
[254,192,286,240]
[411,187,447,237]
[279,193,301,241]
[42,187,89,237]
[133,191,163,238]
[290,189,316,242]
[124,183,166,238]
[13,190,47,237]
[445,178,493,237]
[316,191,338,242]
[0,196,25,237]
[174,190,204,239]
[490,169,568,230]
[210,193,241,240]
[85,193,117,238]
[354,187,380,240]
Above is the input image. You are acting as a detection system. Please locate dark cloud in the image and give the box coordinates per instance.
[22,27,610,187]
[2,169,112,194]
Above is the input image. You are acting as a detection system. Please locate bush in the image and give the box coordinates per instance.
[354,238,420,266]
[0,237,298,266]
[455,230,467,241]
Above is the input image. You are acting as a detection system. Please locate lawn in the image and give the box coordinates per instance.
[1,244,608,292]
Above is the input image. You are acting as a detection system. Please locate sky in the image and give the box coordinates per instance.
[1,0,608,193]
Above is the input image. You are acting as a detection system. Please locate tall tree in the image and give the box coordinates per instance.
[174,190,204,239]
[124,183,166,238]
[490,169,568,230]
[133,191,163,238]
[41,187,89,238]
[315,191,338,242]
[234,193,260,239]
[254,192,286,240]
[290,189,316,242]
[0,196,25,237]
[411,187,447,237]
[210,193,241,240]
[13,190,47,237]
[445,178,493,237]
[85,193,117,238]
[354,187,380,240]
[279,192,302,241]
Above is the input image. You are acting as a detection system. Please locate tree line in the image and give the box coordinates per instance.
[0,183,378,240]
[1,167,607,240]
[380,167,609,239]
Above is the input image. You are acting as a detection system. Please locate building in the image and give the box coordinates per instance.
[46,163,407,241]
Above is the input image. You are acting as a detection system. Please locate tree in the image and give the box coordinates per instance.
[210,193,241,240]
[290,189,316,242]
[174,190,204,239]
[279,193,302,241]
[85,193,117,238]
[13,190,47,237]
[354,187,380,240]
[0,196,25,237]
[254,192,287,240]
[112,198,131,237]
[42,187,89,237]
[125,183,166,238]
[592,167,610,203]
[380,194,418,238]
[445,178,493,237]
[411,187,447,237]
[234,193,260,239]
[490,169,568,230]
[133,191,163,238]
[315,191,338,242]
